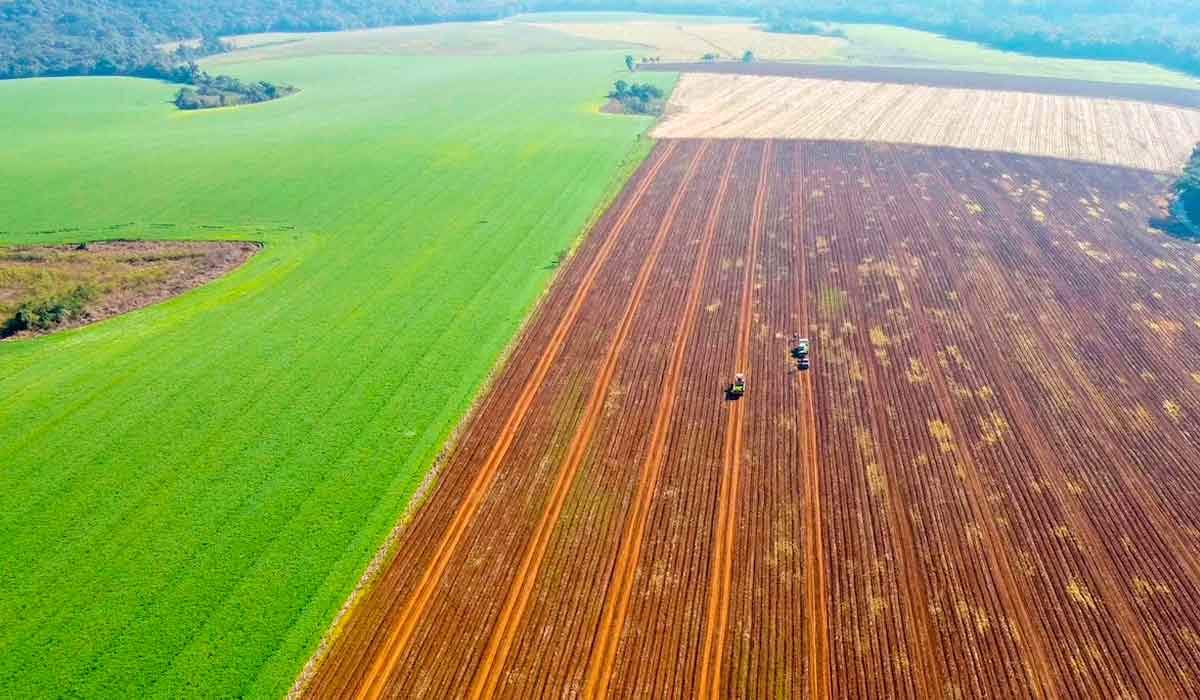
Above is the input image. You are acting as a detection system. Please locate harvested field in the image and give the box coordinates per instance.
[304,140,1200,698]
[0,240,258,339]
[653,73,1200,173]
[642,61,1200,109]
[525,20,843,62]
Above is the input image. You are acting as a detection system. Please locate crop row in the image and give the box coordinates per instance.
[308,139,1200,698]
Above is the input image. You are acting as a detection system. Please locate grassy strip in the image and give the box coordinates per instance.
[0,50,658,698]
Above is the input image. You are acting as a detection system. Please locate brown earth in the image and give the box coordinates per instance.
[302,140,1200,698]
[642,61,1200,108]
[0,239,259,339]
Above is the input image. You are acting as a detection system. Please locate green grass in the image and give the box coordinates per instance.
[509,11,751,24]
[0,51,664,698]
[824,23,1200,89]
[208,20,629,66]
[511,11,1200,89]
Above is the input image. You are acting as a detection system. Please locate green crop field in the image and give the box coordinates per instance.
[826,22,1200,89]
[514,12,1200,89]
[0,49,668,697]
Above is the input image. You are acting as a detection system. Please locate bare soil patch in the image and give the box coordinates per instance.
[0,240,259,339]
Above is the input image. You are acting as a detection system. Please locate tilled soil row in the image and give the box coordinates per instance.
[304,139,1200,699]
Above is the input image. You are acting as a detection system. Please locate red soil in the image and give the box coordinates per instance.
[303,140,1200,698]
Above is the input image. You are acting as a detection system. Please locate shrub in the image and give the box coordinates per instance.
[608,81,665,115]
[2,285,95,337]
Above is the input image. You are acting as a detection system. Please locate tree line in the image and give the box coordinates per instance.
[6,0,1200,82]
[174,70,297,110]
[0,0,515,80]
[760,2,1200,79]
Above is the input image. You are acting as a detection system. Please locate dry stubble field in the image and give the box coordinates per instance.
[303,138,1200,698]
[654,73,1200,173]
[524,21,843,62]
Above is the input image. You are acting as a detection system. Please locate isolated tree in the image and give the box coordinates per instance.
[742,50,755,63]
[625,54,635,72]
[1174,144,1200,224]
[1177,145,1200,194]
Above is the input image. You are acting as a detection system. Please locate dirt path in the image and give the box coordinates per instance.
[792,146,830,700]
[696,141,771,699]
[467,142,711,698]
[582,141,741,698]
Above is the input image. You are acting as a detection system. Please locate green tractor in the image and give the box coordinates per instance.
[727,373,746,400]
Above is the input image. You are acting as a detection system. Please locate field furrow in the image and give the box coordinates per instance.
[308,138,1200,699]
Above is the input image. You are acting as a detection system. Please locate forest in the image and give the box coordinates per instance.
[762,2,1200,79]
[4,0,1200,80]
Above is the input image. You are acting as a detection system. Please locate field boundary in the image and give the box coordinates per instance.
[657,136,1187,177]
[791,145,830,700]
[286,138,670,700]
[581,140,740,698]
[641,62,1200,109]
[351,140,680,700]
[696,140,771,699]
[468,141,710,698]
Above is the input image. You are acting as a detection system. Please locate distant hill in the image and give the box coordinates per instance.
[4,0,1200,80]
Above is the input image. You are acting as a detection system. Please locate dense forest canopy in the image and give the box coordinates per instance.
[4,0,1200,80]
[761,1,1200,78]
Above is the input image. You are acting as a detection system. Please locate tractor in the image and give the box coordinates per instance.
[792,334,811,371]
[727,373,746,400]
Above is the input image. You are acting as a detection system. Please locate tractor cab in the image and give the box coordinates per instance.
[728,373,746,399]
[792,334,811,370]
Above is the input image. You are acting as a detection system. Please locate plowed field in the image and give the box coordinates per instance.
[304,140,1200,698]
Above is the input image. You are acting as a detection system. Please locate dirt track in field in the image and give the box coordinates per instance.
[303,140,1200,698]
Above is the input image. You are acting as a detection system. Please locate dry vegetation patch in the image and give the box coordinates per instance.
[0,240,258,338]
[207,21,621,64]
[654,73,1200,172]
[526,21,843,61]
